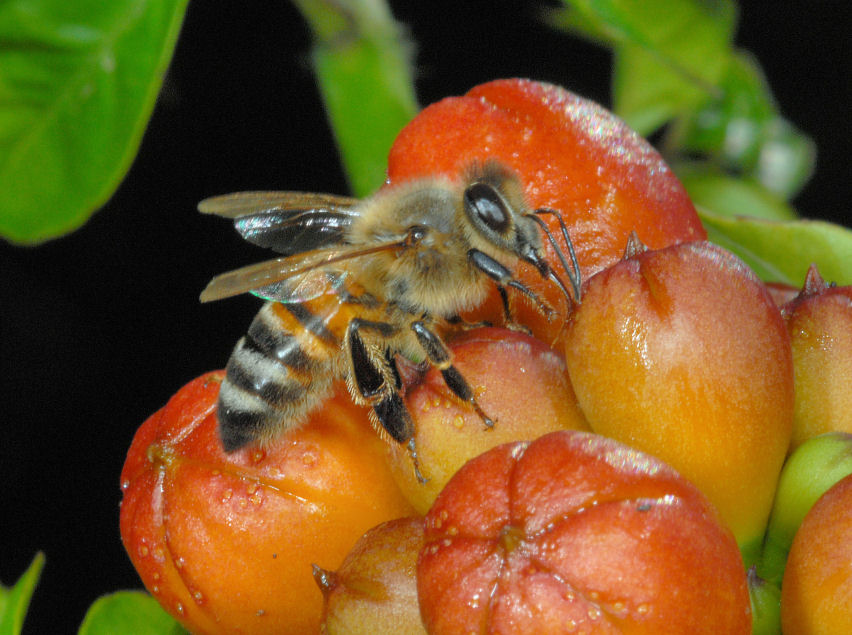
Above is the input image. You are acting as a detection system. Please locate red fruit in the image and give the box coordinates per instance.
[781,473,852,634]
[782,264,852,448]
[387,327,590,513]
[417,430,751,634]
[562,240,794,555]
[388,79,704,295]
[120,371,415,634]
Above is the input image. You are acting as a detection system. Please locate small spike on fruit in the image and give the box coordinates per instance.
[801,263,828,297]
[623,231,649,259]
[312,564,338,597]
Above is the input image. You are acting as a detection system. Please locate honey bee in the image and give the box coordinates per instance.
[200,160,581,482]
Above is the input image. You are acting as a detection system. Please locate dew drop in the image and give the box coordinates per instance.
[151,585,159,594]
[221,489,233,503]
[152,547,165,562]
[587,606,601,621]
[175,602,185,616]
[175,557,185,569]
[138,545,149,558]
[193,590,204,604]
[453,415,465,429]
[252,450,265,463]
[246,481,259,495]
[447,525,459,536]
[637,603,651,615]
[121,480,130,491]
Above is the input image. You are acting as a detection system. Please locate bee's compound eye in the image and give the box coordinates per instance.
[465,183,510,235]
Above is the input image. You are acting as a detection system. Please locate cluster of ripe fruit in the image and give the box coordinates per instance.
[120,79,851,634]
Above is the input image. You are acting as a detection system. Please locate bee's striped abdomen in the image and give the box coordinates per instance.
[218,300,343,451]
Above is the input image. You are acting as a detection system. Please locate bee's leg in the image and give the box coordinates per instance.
[345,319,426,483]
[446,314,493,330]
[410,320,495,429]
[468,249,558,325]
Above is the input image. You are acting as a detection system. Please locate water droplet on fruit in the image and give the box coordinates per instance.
[151,585,159,594]
[121,480,130,491]
[301,451,318,467]
[221,489,233,503]
[175,557,185,569]
[138,545,149,558]
[447,525,459,536]
[587,606,601,621]
[193,590,204,604]
[152,572,160,582]
[175,602,185,616]
[453,415,465,429]
[564,619,578,632]
[252,450,265,463]
[637,603,651,615]
[246,481,259,495]
[153,547,165,562]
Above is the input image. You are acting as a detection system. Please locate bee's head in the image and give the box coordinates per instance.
[462,161,543,268]
[462,160,582,304]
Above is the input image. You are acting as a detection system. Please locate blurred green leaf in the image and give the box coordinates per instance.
[668,51,815,199]
[0,553,44,635]
[78,591,186,635]
[700,210,852,286]
[293,0,418,196]
[677,166,796,221]
[0,0,190,244]
[556,0,737,134]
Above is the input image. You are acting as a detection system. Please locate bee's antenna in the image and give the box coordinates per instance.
[527,210,582,302]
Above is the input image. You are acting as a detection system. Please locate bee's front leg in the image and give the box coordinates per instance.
[344,318,426,483]
[410,320,496,429]
[467,249,558,328]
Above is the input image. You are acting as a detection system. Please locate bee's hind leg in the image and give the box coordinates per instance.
[345,318,427,483]
[410,320,496,429]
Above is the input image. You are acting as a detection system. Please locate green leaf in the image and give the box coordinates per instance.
[78,591,187,635]
[668,51,816,199]
[292,0,418,196]
[0,0,190,244]
[699,209,852,286]
[0,553,45,635]
[555,0,737,134]
[677,166,797,221]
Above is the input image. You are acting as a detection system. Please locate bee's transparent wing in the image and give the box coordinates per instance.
[200,240,404,304]
[199,191,361,256]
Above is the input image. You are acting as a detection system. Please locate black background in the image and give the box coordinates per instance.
[1,2,848,632]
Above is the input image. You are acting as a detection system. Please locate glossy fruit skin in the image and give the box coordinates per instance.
[417,430,751,634]
[782,270,852,448]
[387,80,705,342]
[389,78,704,275]
[387,327,590,513]
[562,241,793,558]
[120,371,415,634]
[781,473,852,634]
[317,516,427,635]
